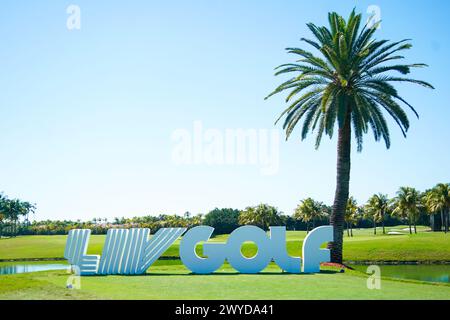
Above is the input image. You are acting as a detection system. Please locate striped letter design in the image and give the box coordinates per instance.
[64,229,100,275]
[65,228,186,275]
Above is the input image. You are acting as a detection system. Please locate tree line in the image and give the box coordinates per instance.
[295,183,449,236]
[0,183,448,237]
[0,193,36,238]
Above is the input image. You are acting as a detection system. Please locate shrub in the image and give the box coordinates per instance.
[203,208,240,235]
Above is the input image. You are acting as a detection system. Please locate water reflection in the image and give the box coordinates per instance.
[351,264,450,284]
[0,264,69,275]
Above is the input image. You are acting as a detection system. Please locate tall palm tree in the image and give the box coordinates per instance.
[239,204,282,230]
[392,187,422,234]
[0,212,4,239]
[423,189,442,232]
[0,194,6,238]
[364,202,380,235]
[294,198,325,233]
[20,201,35,228]
[425,183,450,233]
[266,10,433,262]
[9,200,21,237]
[344,197,358,237]
[366,193,390,234]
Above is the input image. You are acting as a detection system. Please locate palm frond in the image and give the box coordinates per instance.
[265,10,433,152]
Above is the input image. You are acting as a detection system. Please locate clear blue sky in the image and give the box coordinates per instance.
[1,0,449,221]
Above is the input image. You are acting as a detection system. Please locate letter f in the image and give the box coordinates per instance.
[302,226,333,273]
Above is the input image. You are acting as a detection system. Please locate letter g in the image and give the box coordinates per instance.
[179,226,226,274]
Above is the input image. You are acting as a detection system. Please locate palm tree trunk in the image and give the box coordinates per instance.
[374,220,377,235]
[433,213,442,232]
[441,209,445,233]
[408,218,412,235]
[346,222,350,237]
[446,209,449,233]
[350,226,353,237]
[414,220,417,234]
[382,211,386,234]
[328,110,351,264]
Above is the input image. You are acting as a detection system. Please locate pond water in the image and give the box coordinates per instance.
[0,263,69,275]
[351,264,450,284]
[0,263,449,284]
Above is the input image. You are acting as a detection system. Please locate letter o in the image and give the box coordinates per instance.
[226,226,272,274]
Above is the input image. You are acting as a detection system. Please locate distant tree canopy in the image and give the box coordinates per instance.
[0,193,36,237]
[203,208,240,235]
[239,204,283,231]
[0,182,448,237]
[293,198,328,232]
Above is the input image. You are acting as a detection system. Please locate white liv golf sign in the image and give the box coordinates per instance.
[64,226,333,276]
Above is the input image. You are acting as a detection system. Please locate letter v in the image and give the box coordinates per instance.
[138,228,187,273]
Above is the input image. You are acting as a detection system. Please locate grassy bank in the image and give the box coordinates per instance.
[1,226,449,262]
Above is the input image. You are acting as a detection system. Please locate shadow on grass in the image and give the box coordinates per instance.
[97,270,340,277]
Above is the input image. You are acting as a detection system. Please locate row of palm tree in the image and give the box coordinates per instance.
[0,193,36,238]
[389,184,449,234]
[2,184,447,239]
[4,182,447,237]
[15,205,299,236]
[424,183,450,233]
[22,213,205,236]
[294,183,450,236]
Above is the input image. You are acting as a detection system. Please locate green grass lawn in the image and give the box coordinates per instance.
[1,226,449,262]
[0,262,449,300]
